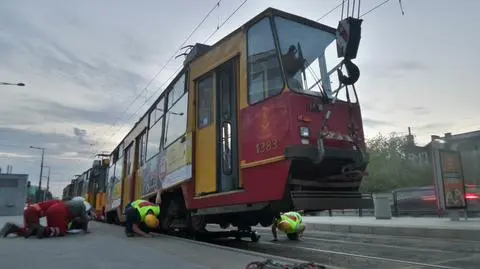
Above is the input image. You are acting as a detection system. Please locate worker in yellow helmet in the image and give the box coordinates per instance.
[124,197,161,237]
[271,211,305,241]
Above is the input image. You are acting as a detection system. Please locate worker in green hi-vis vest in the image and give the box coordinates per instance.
[271,211,305,241]
[124,191,162,238]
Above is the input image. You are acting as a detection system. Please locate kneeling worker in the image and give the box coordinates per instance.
[34,198,90,238]
[271,211,305,241]
[0,199,61,238]
[125,196,161,237]
[68,197,93,231]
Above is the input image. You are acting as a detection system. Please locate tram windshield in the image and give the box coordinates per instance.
[274,16,338,97]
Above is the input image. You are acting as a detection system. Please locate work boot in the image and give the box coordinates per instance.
[35,225,45,239]
[125,232,134,237]
[0,223,20,238]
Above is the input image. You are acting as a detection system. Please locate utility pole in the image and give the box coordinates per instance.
[30,146,46,202]
[43,166,51,201]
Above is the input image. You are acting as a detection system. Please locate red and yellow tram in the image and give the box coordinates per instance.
[77,7,369,235]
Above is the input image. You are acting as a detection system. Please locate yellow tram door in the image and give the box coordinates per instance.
[195,57,240,195]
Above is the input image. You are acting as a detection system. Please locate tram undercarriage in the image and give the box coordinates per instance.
[152,167,372,242]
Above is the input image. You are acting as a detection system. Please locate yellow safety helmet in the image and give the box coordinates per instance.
[277,221,290,233]
[144,214,159,229]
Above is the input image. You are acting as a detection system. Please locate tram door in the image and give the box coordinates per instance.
[216,58,240,192]
[195,57,239,195]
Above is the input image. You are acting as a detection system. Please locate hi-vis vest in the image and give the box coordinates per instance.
[277,211,303,234]
[130,200,160,222]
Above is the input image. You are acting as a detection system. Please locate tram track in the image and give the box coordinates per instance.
[99,221,478,269]
[177,228,477,269]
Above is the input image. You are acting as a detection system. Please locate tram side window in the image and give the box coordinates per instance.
[247,17,284,104]
[125,144,134,176]
[164,93,188,147]
[197,76,214,129]
[146,115,164,161]
[137,131,147,166]
[167,74,186,109]
[153,99,165,123]
[116,157,124,178]
[118,143,125,159]
[107,162,115,193]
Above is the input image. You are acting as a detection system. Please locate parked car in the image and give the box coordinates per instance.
[392,185,480,217]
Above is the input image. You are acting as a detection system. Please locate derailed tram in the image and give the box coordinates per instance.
[94,8,369,240]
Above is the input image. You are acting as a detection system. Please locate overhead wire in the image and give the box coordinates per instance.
[100,0,249,149]
[69,0,397,181]
[316,1,344,21]
[97,0,398,155]
[204,0,248,43]
[94,0,224,139]
[319,0,395,21]
[89,0,249,157]
[360,0,392,17]
[78,0,225,160]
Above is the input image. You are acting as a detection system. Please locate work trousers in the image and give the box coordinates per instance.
[42,202,73,237]
[8,207,40,236]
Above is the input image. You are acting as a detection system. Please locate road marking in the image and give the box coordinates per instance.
[261,241,462,269]
[162,233,346,269]
[94,223,345,269]
[253,226,480,244]
[252,229,457,254]
[398,254,480,269]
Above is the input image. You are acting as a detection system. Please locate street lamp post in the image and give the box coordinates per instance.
[0,82,25,87]
[30,146,46,202]
[43,166,51,201]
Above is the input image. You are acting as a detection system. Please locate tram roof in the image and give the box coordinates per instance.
[108,7,337,157]
[212,7,336,48]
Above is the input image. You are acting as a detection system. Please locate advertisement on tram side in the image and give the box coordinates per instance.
[106,162,122,211]
[141,133,193,196]
[162,132,192,189]
[141,153,161,196]
[110,179,122,209]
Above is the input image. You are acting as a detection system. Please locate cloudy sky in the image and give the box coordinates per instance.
[0,0,478,197]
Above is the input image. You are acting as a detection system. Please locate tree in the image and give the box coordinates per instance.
[360,133,433,193]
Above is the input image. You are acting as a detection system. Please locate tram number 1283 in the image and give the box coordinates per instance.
[255,139,278,154]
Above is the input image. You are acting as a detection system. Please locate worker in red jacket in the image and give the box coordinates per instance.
[33,199,90,238]
[0,199,61,238]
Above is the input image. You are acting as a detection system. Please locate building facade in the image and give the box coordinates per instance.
[0,173,28,216]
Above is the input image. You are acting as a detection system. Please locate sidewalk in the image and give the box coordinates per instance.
[301,216,480,241]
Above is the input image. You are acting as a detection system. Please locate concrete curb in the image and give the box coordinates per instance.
[304,222,480,241]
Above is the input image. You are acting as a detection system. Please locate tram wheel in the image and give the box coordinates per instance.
[250,231,260,242]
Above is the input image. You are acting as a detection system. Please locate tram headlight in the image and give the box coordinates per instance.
[299,127,310,138]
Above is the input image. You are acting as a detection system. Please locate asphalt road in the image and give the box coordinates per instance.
[2,216,478,269]
[0,219,305,269]
[207,226,480,269]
